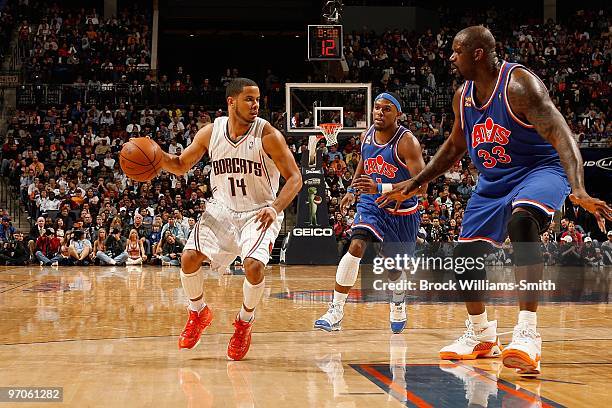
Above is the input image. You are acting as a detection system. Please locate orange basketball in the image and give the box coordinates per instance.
[119,137,163,182]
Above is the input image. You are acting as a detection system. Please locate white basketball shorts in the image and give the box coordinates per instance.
[184,199,283,269]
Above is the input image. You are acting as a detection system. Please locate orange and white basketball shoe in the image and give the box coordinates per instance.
[502,322,542,377]
[439,320,502,360]
[178,306,214,350]
[227,316,254,361]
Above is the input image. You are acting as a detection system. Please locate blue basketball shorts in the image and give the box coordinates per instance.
[459,167,570,247]
[351,202,420,256]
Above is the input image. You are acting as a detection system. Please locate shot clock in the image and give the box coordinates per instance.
[307,25,343,61]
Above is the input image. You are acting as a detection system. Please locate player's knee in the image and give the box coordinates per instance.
[507,209,542,242]
[244,258,264,284]
[348,237,369,258]
[181,250,205,273]
[508,209,544,266]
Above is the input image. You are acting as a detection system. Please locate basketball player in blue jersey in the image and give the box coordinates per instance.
[314,92,426,334]
[378,26,612,376]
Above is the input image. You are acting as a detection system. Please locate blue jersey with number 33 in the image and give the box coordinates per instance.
[460,61,567,198]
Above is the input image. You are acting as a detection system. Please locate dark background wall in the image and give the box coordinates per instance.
[342,6,439,33]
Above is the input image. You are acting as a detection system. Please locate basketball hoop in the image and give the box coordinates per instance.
[317,123,342,146]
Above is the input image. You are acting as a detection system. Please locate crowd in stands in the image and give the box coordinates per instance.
[0,4,610,267]
[2,102,210,266]
[342,7,611,145]
[17,1,151,84]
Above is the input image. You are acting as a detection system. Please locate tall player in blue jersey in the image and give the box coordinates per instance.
[378,26,612,376]
[314,92,426,334]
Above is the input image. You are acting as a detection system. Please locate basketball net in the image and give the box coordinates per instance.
[308,123,342,167]
[317,123,342,147]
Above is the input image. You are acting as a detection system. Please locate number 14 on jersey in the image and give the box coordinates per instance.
[229,177,247,196]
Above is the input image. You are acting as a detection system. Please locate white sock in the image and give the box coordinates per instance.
[518,310,537,330]
[468,311,488,331]
[239,277,265,322]
[180,269,206,312]
[332,290,348,305]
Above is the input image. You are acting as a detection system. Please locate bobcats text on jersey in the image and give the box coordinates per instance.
[212,158,263,177]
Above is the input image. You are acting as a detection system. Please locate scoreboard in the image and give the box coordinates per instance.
[307,25,343,61]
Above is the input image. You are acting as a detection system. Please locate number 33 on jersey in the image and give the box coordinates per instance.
[460,61,563,187]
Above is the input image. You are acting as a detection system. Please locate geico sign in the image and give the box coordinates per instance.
[293,228,333,237]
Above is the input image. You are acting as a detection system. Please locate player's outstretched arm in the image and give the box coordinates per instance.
[508,69,612,229]
[257,124,303,230]
[376,86,468,207]
[160,124,212,176]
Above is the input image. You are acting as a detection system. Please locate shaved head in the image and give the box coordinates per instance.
[455,26,496,53]
[450,26,498,80]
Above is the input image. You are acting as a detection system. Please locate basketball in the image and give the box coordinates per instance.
[119,137,162,182]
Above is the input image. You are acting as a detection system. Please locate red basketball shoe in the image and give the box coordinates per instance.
[178,306,213,350]
[227,316,254,361]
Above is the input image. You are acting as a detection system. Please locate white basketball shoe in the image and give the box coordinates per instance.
[502,321,542,377]
[440,320,502,360]
[314,303,344,332]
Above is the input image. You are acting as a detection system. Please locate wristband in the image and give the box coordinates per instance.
[377,183,393,194]
[268,206,278,218]
[347,186,356,194]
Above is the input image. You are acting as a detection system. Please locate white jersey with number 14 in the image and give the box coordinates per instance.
[208,116,280,212]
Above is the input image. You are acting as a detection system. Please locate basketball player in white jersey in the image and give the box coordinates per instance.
[159,78,302,361]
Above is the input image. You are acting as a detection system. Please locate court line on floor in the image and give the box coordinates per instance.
[0,280,36,293]
[352,364,433,407]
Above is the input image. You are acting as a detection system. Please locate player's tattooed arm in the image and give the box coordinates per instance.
[262,123,302,214]
[508,69,612,226]
[507,69,585,192]
[160,123,212,176]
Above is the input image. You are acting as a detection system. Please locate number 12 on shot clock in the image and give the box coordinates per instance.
[307,24,343,61]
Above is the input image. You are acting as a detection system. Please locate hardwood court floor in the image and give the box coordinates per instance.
[0,265,610,407]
